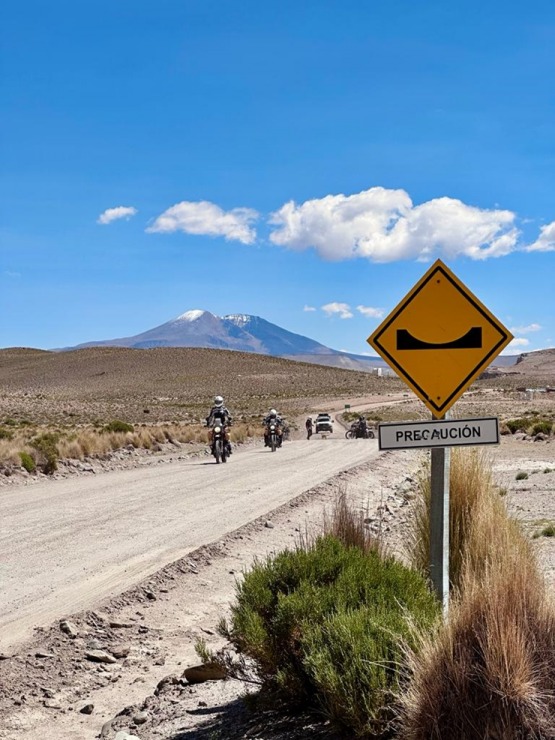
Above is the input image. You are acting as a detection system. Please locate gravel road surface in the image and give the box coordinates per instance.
[0,438,379,652]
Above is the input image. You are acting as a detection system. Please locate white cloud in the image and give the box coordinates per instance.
[147,200,259,244]
[357,305,384,318]
[268,187,519,262]
[303,305,317,312]
[97,206,138,225]
[525,221,555,252]
[509,323,541,334]
[322,302,353,319]
[507,337,530,350]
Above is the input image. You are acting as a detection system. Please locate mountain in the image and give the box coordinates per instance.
[70,310,389,372]
[69,309,522,373]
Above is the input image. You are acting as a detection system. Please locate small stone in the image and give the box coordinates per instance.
[87,639,103,651]
[145,590,157,601]
[85,650,117,664]
[111,644,131,659]
[35,651,55,659]
[264,521,275,529]
[183,663,227,684]
[43,698,62,709]
[114,733,142,740]
[109,620,134,629]
[133,711,148,725]
[60,620,79,638]
[80,703,94,714]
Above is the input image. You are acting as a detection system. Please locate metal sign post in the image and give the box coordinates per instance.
[430,412,451,613]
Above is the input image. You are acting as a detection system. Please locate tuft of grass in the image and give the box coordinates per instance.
[531,420,553,436]
[406,449,529,592]
[103,419,134,434]
[320,491,384,557]
[516,471,529,480]
[402,448,555,739]
[19,451,36,473]
[31,432,59,474]
[533,523,555,539]
[401,556,555,739]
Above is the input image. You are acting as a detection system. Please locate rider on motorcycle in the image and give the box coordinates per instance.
[206,395,233,456]
[356,415,368,438]
[263,408,283,448]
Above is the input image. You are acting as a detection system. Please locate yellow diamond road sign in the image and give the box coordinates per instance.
[367,259,513,416]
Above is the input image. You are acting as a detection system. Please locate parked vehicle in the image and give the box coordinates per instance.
[315,413,334,434]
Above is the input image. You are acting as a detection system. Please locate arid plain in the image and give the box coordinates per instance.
[0,347,554,740]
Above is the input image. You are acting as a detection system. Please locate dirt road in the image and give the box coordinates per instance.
[0,437,379,652]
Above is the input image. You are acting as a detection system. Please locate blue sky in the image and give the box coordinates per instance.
[2,1,554,355]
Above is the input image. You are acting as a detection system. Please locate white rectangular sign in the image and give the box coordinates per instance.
[378,417,499,450]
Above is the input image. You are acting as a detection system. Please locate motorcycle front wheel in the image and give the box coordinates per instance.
[345,429,354,439]
[214,440,222,463]
[271,435,277,452]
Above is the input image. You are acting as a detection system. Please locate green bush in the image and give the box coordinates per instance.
[19,451,36,473]
[531,420,552,436]
[0,426,14,440]
[104,420,134,434]
[505,417,533,434]
[31,432,59,474]
[516,471,528,480]
[224,536,439,737]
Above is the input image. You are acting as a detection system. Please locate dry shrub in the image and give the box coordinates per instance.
[406,448,529,591]
[229,423,252,444]
[0,419,259,470]
[402,448,555,739]
[401,558,555,739]
[131,428,152,449]
[78,430,112,456]
[172,425,199,443]
[322,490,384,557]
[151,426,167,444]
[57,439,85,460]
[0,440,25,466]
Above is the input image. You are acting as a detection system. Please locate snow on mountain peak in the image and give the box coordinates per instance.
[174,309,209,322]
[224,314,253,327]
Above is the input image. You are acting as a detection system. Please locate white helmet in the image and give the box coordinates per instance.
[270,408,277,416]
[214,395,224,407]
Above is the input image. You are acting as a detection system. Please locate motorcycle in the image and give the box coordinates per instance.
[345,422,375,439]
[266,421,282,452]
[210,422,230,463]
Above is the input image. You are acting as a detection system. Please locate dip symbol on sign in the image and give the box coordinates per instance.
[396,326,483,351]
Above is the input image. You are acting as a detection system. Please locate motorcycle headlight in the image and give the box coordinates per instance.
[214,426,221,433]
[270,424,276,431]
